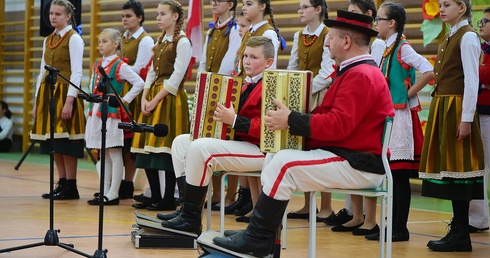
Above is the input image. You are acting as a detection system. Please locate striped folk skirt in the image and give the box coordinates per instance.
[131,82,189,157]
[419,95,486,200]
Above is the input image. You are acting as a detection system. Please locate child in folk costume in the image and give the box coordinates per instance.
[196,0,242,213]
[131,0,192,211]
[363,2,433,241]
[159,36,275,234]
[285,0,337,223]
[85,28,144,205]
[232,0,283,77]
[0,101,13,152]
[32,0,85,200]
[420,0,485,252]
[118,0,155,200]
[468,7,490,234]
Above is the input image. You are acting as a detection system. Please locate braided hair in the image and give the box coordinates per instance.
[51,0,78,33]
[380,2,406,79]
[123,0,145,26]
[260,0,285,51]
[309,0,328,24]
[156,0,184,51]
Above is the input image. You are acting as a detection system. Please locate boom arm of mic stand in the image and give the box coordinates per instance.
[105,77,139,127]
[54,71,94,101]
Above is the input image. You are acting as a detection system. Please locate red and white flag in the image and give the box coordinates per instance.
[186,0,202,78]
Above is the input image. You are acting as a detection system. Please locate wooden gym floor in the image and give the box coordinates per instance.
[0,153,488,257]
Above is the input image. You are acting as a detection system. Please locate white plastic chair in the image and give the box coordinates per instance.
[307,117,394,258]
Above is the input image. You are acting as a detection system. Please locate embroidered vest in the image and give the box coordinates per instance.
[43,29,77,81]
[297,26,329,76]
[89,58,125,118]
[206,19,236,73]
[152,35,188,88]
[381,39,416,109]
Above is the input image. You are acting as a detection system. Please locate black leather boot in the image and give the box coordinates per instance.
[225,186,251,215]
[42,178,66,199]
[160,183,207,234]
[213,192,289,257]
[53,179,80,200]
[157,176,186,220]
[119,180,134,199]
[427,220,472,252]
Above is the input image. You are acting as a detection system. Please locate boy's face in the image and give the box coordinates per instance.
[242,45,273,78]
[479,12,490,42]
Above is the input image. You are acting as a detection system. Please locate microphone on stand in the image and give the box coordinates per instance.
[44,65,100,102]
[107,90,168,137]
[44,65,60,72]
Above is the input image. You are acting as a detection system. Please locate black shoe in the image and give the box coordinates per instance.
[468,225,489,233]
[427,220,472,252]
[133,193,149,203]
[119,180,134,199]
[365,228,410,242]
[87,196,120,205]
[287,208,319,220]
[223,230,243,237]
[132,199,152,209]
[234,201,253,216]
[316,211,335,223]
[52,185,80,200]
[42,179,66,199]
[235,215,251,223]
[323,208,353,226]
[146,200,177,211]
[224,187,251,215]
[204,201,220,211]
[331,222,363,232]
[157,209,182,221]
[352,224,379,236]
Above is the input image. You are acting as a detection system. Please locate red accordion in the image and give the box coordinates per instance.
[190,72,243,140]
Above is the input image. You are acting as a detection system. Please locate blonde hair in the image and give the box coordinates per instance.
[452,0,473,24]
[99,28,122,52]
[245,36,275,59]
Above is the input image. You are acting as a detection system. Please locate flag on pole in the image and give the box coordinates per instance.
[186,0,202,79]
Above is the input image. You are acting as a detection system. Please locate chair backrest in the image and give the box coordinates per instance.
[380,117,394,190]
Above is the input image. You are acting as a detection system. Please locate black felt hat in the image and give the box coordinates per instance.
[325,10,378,37]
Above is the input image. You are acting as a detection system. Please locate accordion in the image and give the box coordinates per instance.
[260,70,312,153]
[190,72,243,140]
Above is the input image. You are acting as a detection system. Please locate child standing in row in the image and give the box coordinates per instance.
[85,28,144,205]
[131,0,192,211]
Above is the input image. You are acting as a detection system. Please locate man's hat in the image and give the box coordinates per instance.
[324,10,378,37]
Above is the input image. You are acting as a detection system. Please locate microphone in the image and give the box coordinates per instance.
[118,122,168,137]
[98,65,108,79]
[44,65,60,72]
[78,92,103,103]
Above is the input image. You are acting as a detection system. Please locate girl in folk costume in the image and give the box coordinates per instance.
[364,2,433,241]
[237,11,252,38]
[420,0,485,252]
[119,0,155,200]
[232,0,283,77]
[85,28,144,205]
[32,0,85,200]
[468,7,490,233]
[197,0,241,212]
[286,0,337,223]
[131,0,192,211]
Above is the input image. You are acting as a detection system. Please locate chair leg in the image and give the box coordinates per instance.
[206,180,212,231]
[308,191,317,258]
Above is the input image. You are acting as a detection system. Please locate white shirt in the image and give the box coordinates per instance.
[339,54,374,71]
[198,17,241,75]
[287,24,335,94]
[370,38,385,66]
[384,33,433,75]
[248,20,279,69]
[93,54,144,103]
[144,31,192,96]
[0,116,13,141]
[122,26,154,74]
[449,20,480,122]
[35,25,84,98]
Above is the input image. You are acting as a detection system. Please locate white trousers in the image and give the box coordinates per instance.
[171,134,265,187]
[261,149,384,201]
[469,115,490,228]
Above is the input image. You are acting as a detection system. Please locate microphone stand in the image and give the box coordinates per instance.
[0,68,92,257]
